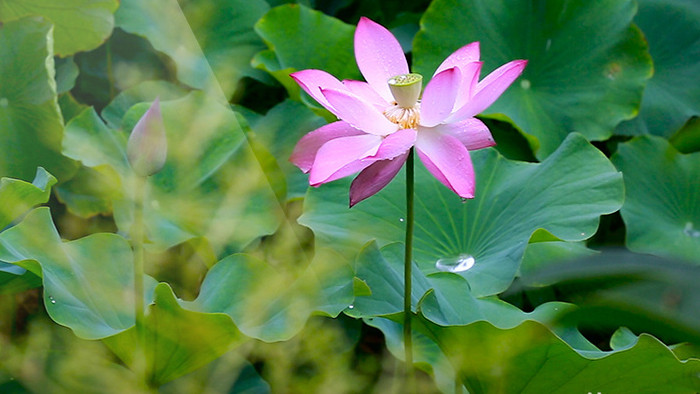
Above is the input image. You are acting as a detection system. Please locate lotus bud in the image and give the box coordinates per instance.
[127,98,167,177]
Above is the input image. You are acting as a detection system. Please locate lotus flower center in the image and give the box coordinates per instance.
[384,104,421,129]
[385,73,423,129]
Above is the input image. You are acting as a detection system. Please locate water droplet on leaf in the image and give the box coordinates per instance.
[520,79,531,90]
[348,304,354,309]
[48,295,56,304]
[435,254,475,273]
[399,218,405,222]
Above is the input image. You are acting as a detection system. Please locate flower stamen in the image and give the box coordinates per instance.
[384,103,421,129]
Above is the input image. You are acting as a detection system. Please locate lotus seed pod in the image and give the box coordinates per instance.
[388,73,423,108]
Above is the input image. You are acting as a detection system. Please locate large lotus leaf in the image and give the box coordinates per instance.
[0,0,118,56]
[417,318,700,393]
[300,133,623,297]
[0,18,77,181]
[350,242,597,352]
[181,0,271,97]
[186,253,318,342]
[612,136,700,262]
[515,250,700,345]
[254,4,360,98]
[103,283,244,387]
[62,93,280,252]
[0,207,157,339]
[0,168,55,292]
[116,0,219,92]
[413,0,652,159]
[616,0,700,137]
[0,167,56,230]
[246,99,326,199]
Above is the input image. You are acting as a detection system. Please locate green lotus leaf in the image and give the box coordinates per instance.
[116,0,219,92]
[0,207,156,339]
[63,106,129,171]
[181,237,354,342]
[0,168,55,292]
[181,0,272,97]
[226,361,272,394]
[413,0,652,158]
[612,136,700,262]
[350,242,596,351]
[346,242,432,318]
[186,253,317,342]
[254,4,360,97]
[251,49,303,103]
[300,133,623,297]
[0,264,42,294]
[516,250,700,345]
[616,0,700,137]
[246,99,326,199]
[103,283,244,387]
[310,244,356,317]
[0,167,56,230]
[417,318,700,393]
[0,18,77,181]
[610,327,639,351]
[0,0,118,56]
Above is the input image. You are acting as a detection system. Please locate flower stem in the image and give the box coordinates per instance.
[404,147,415,388]
[131,175,147,388]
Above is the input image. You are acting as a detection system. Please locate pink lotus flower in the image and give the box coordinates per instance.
[290,17,526,206]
